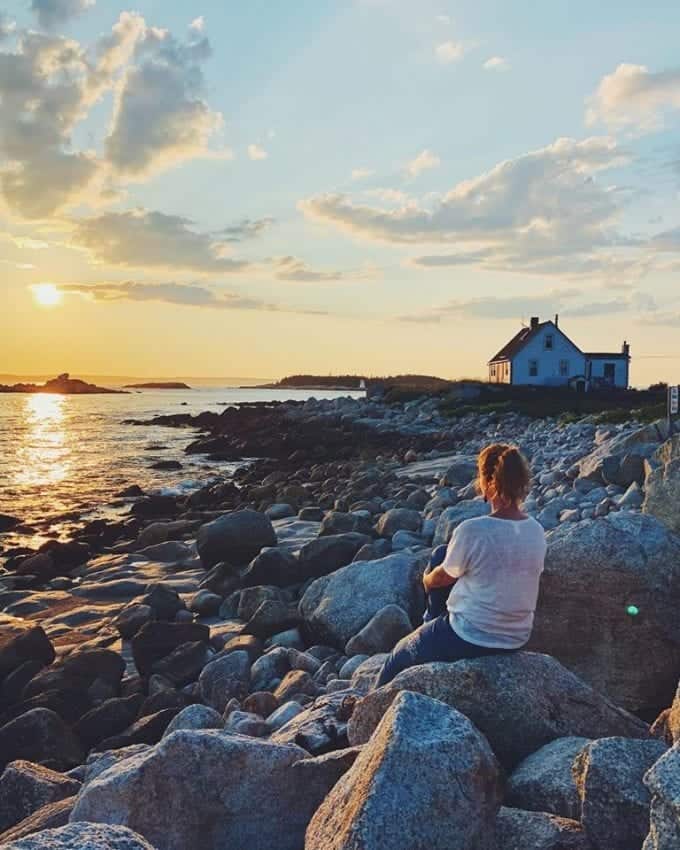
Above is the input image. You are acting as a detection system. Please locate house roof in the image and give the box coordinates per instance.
[585,352,629,359]
[488,322,549,363]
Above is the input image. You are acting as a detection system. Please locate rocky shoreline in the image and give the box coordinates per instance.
[1,394,680,848]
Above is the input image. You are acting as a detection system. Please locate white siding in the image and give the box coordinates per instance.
[588,357,628,388]
[511,324,585,386]
[489,360,511,383]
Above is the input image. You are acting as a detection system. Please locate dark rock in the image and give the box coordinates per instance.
[496,808,593,850]
[199,651,251,711]
[141,583,184,621]
[345,605,413,656]
[0,514,21,532]
[131,622,209,676]
[0,796,75,844]
[151,641,214,687]
[320,511,374,537]
[0,709,83,772]
[0,622,54,682]
[99,708,181,751]
[244,600,301,640]
[73,695,144,750]
[130,495,178,519]
[197,509,277,568]
[241,548,300,588]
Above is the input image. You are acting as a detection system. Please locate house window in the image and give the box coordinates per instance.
[603,363,616,384]
[559,359,569,377]
[544,333,554,351]
[490,365,496,377]
[529,359,539,377]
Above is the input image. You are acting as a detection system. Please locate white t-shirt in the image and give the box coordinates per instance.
[441,515,546,649]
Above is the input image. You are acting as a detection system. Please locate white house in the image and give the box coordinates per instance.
[488,316,630,390]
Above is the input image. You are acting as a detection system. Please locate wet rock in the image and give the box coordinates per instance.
[113,605,153,640]
[141,584,184,621]
[348,654,648,769]
[305,691,501,850]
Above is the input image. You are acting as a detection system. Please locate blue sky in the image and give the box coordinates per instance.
[2,0,680,382]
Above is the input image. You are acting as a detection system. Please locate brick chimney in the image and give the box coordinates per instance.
[554,314,559,328]
[530,316,539,330]
[622,340,630,357]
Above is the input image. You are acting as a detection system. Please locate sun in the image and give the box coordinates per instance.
[32,284,63,308]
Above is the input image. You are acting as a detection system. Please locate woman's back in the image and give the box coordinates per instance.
[443,515,547,649]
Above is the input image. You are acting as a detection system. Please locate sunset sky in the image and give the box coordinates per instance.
[2,0,680,384]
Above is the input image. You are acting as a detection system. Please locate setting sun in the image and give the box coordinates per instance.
[31,284,63,308]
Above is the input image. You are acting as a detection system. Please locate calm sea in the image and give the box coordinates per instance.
[0,386,363,549]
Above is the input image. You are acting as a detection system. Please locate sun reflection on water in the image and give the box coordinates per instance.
[15,394,70,487]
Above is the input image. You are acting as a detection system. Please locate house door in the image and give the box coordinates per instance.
[603,363,615,385]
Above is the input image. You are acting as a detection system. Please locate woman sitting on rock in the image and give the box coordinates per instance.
[376,443,546,686]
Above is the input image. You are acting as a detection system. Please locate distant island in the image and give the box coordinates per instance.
[123,382,192,390]
[0,373,126,395]
[243,374,453,392]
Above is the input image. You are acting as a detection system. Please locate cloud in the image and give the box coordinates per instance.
[273,256,372,283]
[351,168,374,180]
[217,218,274,242]
[483,56,510,72]
[301,136,634,279]
[3,234,50,250]
[105,25,225,177]
[586,63,680,130]
[0,13,16,39]
[435,41,466,64]
[406,149,440,177]
[57,280,329,316]
[247,144,268,161]
[31,0,94,30]
[190,17,205,33]
[72,209,252,273]
[398,288,657,325]
[0,12,224,218]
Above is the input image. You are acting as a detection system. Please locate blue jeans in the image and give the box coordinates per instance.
[376,544,516,687]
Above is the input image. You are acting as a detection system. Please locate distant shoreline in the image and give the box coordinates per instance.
[123,382,192,390]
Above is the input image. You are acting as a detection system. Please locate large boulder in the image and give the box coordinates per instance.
[348,654,648,769]
[305,691,501,850]
[0,709,83,772]
[374,509,421,538]
[131,622,209,677]
[644,435,680,534]
[70,729,354,850]
[0,823,157,849]
[298,551,426,648]
[198,651,251,711]
[577,424,664,484]
[439,456,478,488]
[574,737,668,850]
[496,808,592,850]
[643,743,680,849]
[295,533,371,583]
[506,736,590,820]
[432,499,489,546]
[197,510,277,568]
[0,761,80,834]
[528,512,680,715]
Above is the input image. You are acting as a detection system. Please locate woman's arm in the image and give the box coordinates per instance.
[423,566,457,592]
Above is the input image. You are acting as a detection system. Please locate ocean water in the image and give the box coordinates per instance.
[0,386,363,549]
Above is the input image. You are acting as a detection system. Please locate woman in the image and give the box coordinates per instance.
[376,443,546,687]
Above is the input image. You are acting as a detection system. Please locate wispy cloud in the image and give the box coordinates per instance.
[435,40,466,64]
[483,56,510,72]
[55,281,328,315]
[406,149,440,177]
[351,167,374,181]
[273,256,377,283]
